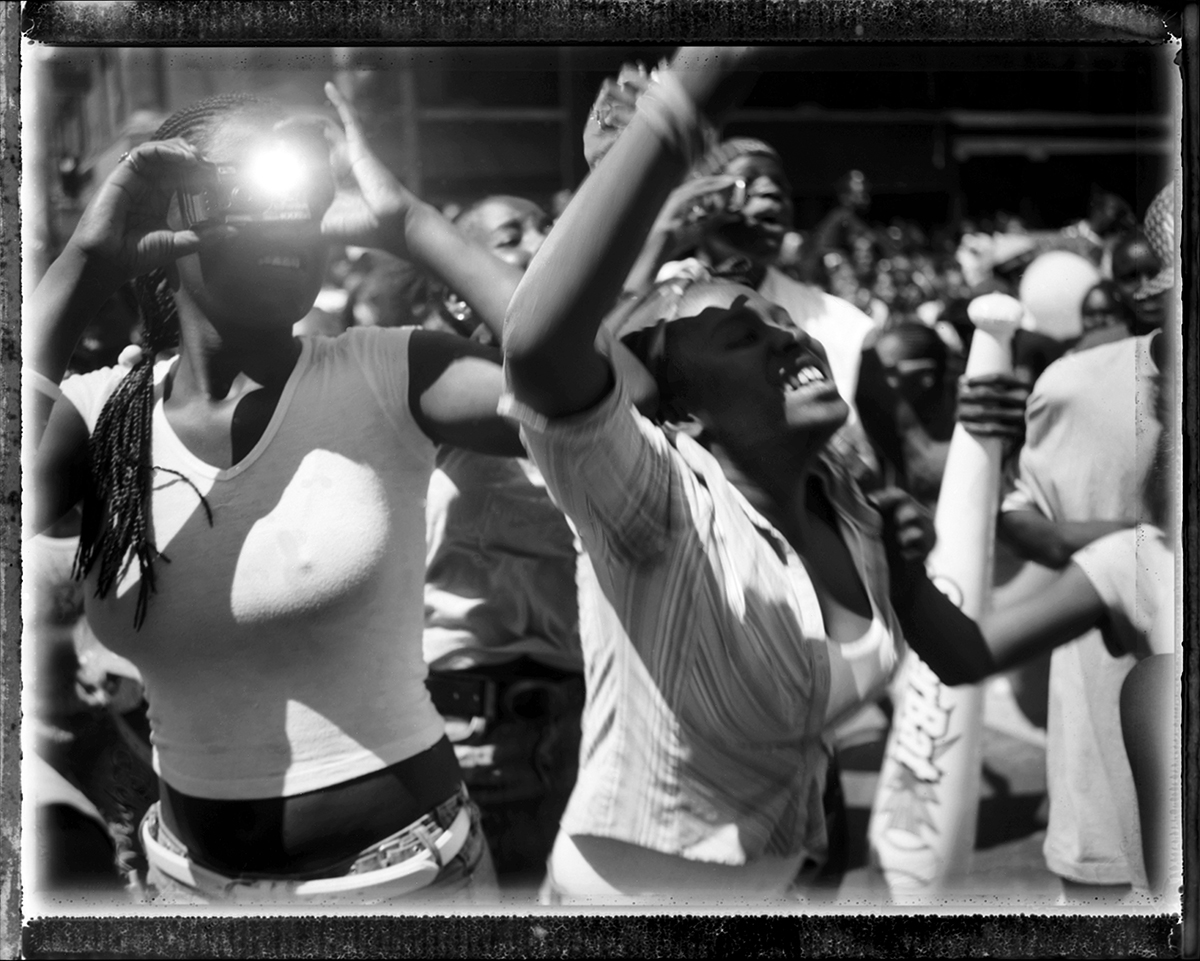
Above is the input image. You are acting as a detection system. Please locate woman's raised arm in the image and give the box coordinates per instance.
[24,141,230,438]
[502,48,757,420]
[322,82,524,342]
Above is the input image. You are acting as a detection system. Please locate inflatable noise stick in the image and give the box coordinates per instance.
[867,292,1022,904]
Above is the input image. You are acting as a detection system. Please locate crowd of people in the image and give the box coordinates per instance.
[24,46,1178,908]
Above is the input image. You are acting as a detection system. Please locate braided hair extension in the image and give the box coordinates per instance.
[73,94,284,628]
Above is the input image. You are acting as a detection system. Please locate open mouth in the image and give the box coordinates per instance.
[778,361,837,398]
[750,217,787,236]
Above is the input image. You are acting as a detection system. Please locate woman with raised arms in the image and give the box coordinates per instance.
[26,83,526,904]
[500,46,1160,904]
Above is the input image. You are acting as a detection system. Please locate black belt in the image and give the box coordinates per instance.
[426,671,584,722]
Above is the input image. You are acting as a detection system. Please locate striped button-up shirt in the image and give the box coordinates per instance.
[503,374,903,868]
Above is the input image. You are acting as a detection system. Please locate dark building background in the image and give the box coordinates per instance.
[25,43,1175,284]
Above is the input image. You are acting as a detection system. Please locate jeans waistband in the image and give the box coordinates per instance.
[142,784,472,901]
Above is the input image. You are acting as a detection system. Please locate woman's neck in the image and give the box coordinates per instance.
[172,298,301,402]
[707,432,821,526]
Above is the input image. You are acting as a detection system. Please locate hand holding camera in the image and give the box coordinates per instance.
[652,174,748,262]
[68,138,236,285]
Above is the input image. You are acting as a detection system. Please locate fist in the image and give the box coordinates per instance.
[583,62,653,171]
[870,486,936,567]
[956,373,1029,448]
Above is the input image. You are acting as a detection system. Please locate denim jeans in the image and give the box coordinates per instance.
[434,664,584,879]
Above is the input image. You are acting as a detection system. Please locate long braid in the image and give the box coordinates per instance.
[73,94,283,629]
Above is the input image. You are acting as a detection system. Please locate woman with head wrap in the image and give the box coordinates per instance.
[503,45,1080,905]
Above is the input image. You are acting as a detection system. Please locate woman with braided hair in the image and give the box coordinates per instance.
[27,85,528,903]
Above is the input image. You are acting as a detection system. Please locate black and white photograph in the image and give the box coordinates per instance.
[6,1,1193,957]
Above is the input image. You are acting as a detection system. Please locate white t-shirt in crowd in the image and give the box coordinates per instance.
[1000,333,1160,886]
[1072,525,1174,661]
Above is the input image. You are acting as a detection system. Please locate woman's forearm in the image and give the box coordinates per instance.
[503,51,745,418]
[26,243,124,383]
[894,559,1108,686]
[999,510,1132,569]
[889,567,998,686]
[396,201,525,341]
[503,110,689,416]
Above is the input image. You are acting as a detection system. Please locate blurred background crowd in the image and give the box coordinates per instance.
[25,44,1172,379]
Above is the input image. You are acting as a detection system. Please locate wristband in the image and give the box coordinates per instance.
[23,368,64,404]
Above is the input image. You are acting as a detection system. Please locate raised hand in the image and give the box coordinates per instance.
[68,139,234,283]
[321,80,417,255]
[583,62,653,170]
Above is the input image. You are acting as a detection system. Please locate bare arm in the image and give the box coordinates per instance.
[1120,654,1174,895]
[322,82,524,342]
[28,398,92,538]
[408,331,523,457]
[889,560,1107,686]
[25,140,227,445]
[998,509,1135,569]
[503,48,756,419]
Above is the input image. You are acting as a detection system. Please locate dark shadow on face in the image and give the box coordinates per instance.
[662,284,848,459]
[174,114,335,330]
[1079,281,1135,333]
[874,324,948,419]
[1111,234,1166,331]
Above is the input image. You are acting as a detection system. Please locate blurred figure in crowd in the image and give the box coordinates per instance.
[1071,280,1138,354]
[872,322,958,505]
[996,183,1175,904]
[1009,249,1102,384]
[1062,184,1137,270]
[423,193,585,886]
[1110,227,1171,335]
[350,254,436,330]
[805,169,873,278]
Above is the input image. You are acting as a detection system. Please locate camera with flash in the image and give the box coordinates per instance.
[177,134,332,228]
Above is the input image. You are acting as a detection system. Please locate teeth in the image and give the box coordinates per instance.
[781,365,826,390]
[257,256,302,269]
